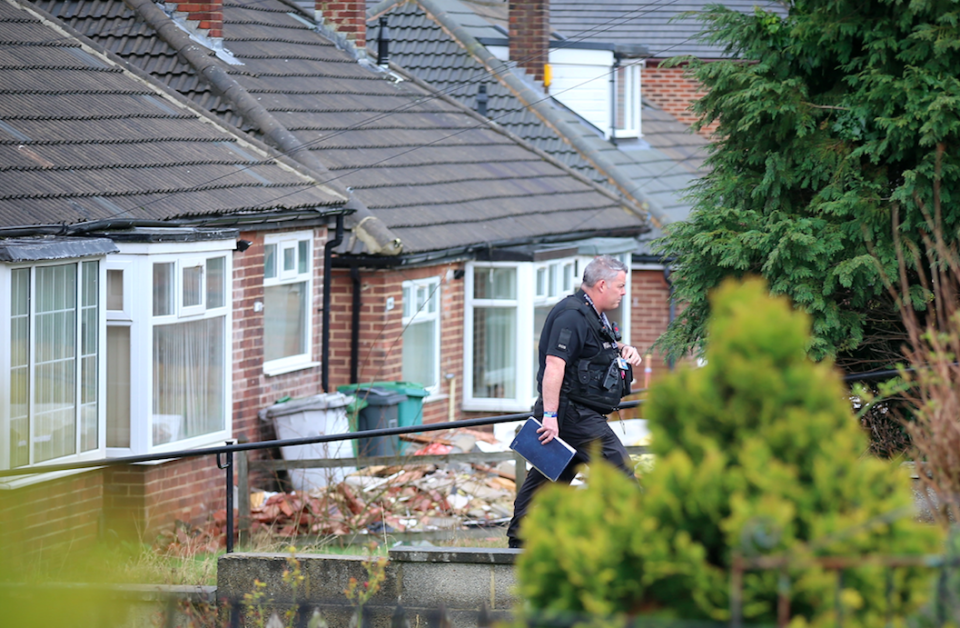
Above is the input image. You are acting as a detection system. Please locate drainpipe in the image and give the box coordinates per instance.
[664,263,675,371]
[350,265,362,384]
[610,55,619,146]
[322,214,345,392]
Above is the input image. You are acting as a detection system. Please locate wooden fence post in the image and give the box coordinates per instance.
[237,440,250,547]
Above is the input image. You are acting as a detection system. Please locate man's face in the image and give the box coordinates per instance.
[599,271,627,312]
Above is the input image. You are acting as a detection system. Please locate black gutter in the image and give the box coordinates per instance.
[331,226,649,270]
[350,264,362,383]
[322,214,345,393]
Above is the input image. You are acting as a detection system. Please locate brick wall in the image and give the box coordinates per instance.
[317,0,366,48]
[327,262,466,426]
[232,227,330,492]
[509,0,548,83]
[165,0,223,38]
[0,471,103,565]
[102,457,223,541]
[630,268,673,385]
[642,63,719,139]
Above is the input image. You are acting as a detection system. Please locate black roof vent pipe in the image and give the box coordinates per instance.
[377,17,390,67]
[476,84,488,117]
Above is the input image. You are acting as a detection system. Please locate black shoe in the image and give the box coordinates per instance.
[508,538,523,549]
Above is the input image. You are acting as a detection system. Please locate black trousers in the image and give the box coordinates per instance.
[506,402,636,546]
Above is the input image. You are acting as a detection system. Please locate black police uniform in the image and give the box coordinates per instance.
[506,289,636,548]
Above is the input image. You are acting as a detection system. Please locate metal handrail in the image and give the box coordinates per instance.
[0,400,644,552]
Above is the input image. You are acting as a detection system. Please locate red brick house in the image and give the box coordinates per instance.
[0,0,351,557]
[3,0,648,554]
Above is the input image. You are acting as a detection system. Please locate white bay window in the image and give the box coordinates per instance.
[3,255,107,473]
[106,236,232,455]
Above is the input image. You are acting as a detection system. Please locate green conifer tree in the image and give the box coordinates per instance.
[658,0,960,373]
[517,279,942,626]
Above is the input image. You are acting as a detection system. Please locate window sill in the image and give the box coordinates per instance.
[423,392,447,404]
[462,398,537,413]
[263,360,320,377]
[0,466,105,490]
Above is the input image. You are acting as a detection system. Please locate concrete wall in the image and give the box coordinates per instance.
[218,547,521,627]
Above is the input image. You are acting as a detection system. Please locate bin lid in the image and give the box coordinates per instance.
[368,381,430,398]
[338,385,407,406]
[258,392,354,420]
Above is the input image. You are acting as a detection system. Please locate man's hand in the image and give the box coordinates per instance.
[620,344,643,368]
[538,414,559,444]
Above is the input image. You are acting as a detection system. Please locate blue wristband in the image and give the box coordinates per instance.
[543,411,557,419]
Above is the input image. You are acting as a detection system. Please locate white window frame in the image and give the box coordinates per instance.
[0,257,108,483]
[614,61,643,139]
[463,261,536,412]
[262,231,315,376]
[401,277,442,396]
[105,239,233,457]
[463,254,633,412]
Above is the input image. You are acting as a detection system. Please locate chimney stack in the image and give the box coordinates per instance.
[316,0,366,49]
[167,0,223,38]
[509,0,548,83]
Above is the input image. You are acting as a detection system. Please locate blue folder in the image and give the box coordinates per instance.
[509,417,577,482]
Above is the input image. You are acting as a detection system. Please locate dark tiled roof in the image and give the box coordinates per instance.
[381,1,607,185]
[37,0,646,255]
[548,0,788,59]
[0,0,347,230]
[370,0,707,225]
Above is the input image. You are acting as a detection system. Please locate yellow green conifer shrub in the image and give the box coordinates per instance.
[516,278,942,626]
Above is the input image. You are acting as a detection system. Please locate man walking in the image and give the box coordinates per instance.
[507,255,643,549]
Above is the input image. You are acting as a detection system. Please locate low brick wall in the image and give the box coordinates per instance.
[217,547,522,627]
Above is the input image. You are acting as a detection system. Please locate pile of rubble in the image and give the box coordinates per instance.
[248,429,517,537]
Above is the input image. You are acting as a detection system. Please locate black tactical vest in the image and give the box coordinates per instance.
[545,293,631,415]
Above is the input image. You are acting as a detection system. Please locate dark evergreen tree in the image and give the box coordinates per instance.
[658,0,960,372]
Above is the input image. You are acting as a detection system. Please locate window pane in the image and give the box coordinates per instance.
[427,284,437,314]
[10,268,29,467]
[153,262,174,316]
[182,265,202,308]
[264,282,307,362]
[107,269,124,311]
[402,319,437,388]
[563,264,574,292]
[107,326,131,448]
[548,264,558,297]
[34,264,77,463]
[283,246,295,272]
[80,262,98,452]
[264,244,277,279]
[536,268,546,296]
[207,257,225,309]
[298,240,308,274]
[473,267,516,300]
[153,317,225,445]
[402,285,412,318]
[472,306,516,399]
